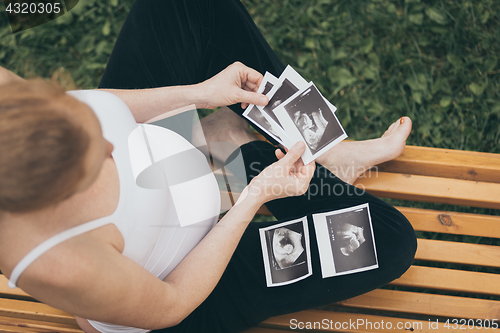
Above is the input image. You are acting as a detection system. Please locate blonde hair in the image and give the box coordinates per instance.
[0,79,90,212]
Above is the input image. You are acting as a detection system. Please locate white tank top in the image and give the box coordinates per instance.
[7,90,221,333]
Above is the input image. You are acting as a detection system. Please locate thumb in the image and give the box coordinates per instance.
[280,141,306,166]
[238,90,268,106]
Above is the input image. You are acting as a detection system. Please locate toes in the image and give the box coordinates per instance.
[401,116,412,129]
[398,117,412,135]
[391,117,412,143]
[382,116,412,139]
[382,119,400,138]
[389,120,400,132]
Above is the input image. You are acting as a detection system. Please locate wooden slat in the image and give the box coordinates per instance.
[337,289,500,320]
[397,206,500,238]
[261,309,487,332]
[390,266,500,296]
[0,276,32,300]
[415,238,500,268]
[254,136,500,184]
[254,205,500,236]
[354,172,500,209]
[0,298,76,325]
[377,145,500,183]
[0,315,82,333]
[0,323,44,333]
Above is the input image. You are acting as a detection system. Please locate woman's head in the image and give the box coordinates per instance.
[0,79,111,213]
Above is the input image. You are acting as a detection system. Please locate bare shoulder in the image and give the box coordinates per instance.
[17,227,122,301]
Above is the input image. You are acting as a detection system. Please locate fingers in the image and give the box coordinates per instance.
[234,62,269,106]
[243,80,260,92]
[231,61,263,91]
[279,141,306,166]
[237,89,268,107]
[294,161,315,195]
[239,63,264,89]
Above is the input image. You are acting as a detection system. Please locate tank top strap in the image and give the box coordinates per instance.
[8,216,114,289]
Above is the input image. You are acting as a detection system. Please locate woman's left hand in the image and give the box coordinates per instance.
[194,62,269,109]
[246,141,316,204]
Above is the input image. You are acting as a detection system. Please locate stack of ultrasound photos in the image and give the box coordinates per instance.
[243,65,347,165]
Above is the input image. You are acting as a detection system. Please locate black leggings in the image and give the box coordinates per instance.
[99,0,417,332]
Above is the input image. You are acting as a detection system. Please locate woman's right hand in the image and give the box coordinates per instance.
[247,141,315,203]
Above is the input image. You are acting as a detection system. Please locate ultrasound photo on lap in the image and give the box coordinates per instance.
[259,217,312,287]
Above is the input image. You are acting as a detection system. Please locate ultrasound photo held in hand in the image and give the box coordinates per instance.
[246,106,283,142]
[263,78,299,127]
[259,217,312,287]
[243,65,346,161]
[278,84,346,154]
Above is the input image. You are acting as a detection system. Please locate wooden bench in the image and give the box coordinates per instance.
[1,144,500,332]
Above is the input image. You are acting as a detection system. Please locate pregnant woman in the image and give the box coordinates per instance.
[0,0,416,332]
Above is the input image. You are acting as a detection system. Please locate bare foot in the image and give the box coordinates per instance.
[192,106,257,163]
[316,116,412,184]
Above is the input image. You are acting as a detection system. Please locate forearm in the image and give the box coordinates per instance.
[162,188,264,320]
[0,65,203,122]
[98,84,205,123]
[97,62,269,123]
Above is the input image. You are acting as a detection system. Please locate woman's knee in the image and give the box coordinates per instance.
[397,218,417,275]
[378,210,417,280]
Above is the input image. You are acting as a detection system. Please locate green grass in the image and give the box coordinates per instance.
[1,0,499,153]
[0,0,132,88]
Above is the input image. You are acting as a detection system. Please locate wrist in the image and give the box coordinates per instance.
[220,187,262,228]
[188,83,209,109]
[234,184,267,211]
